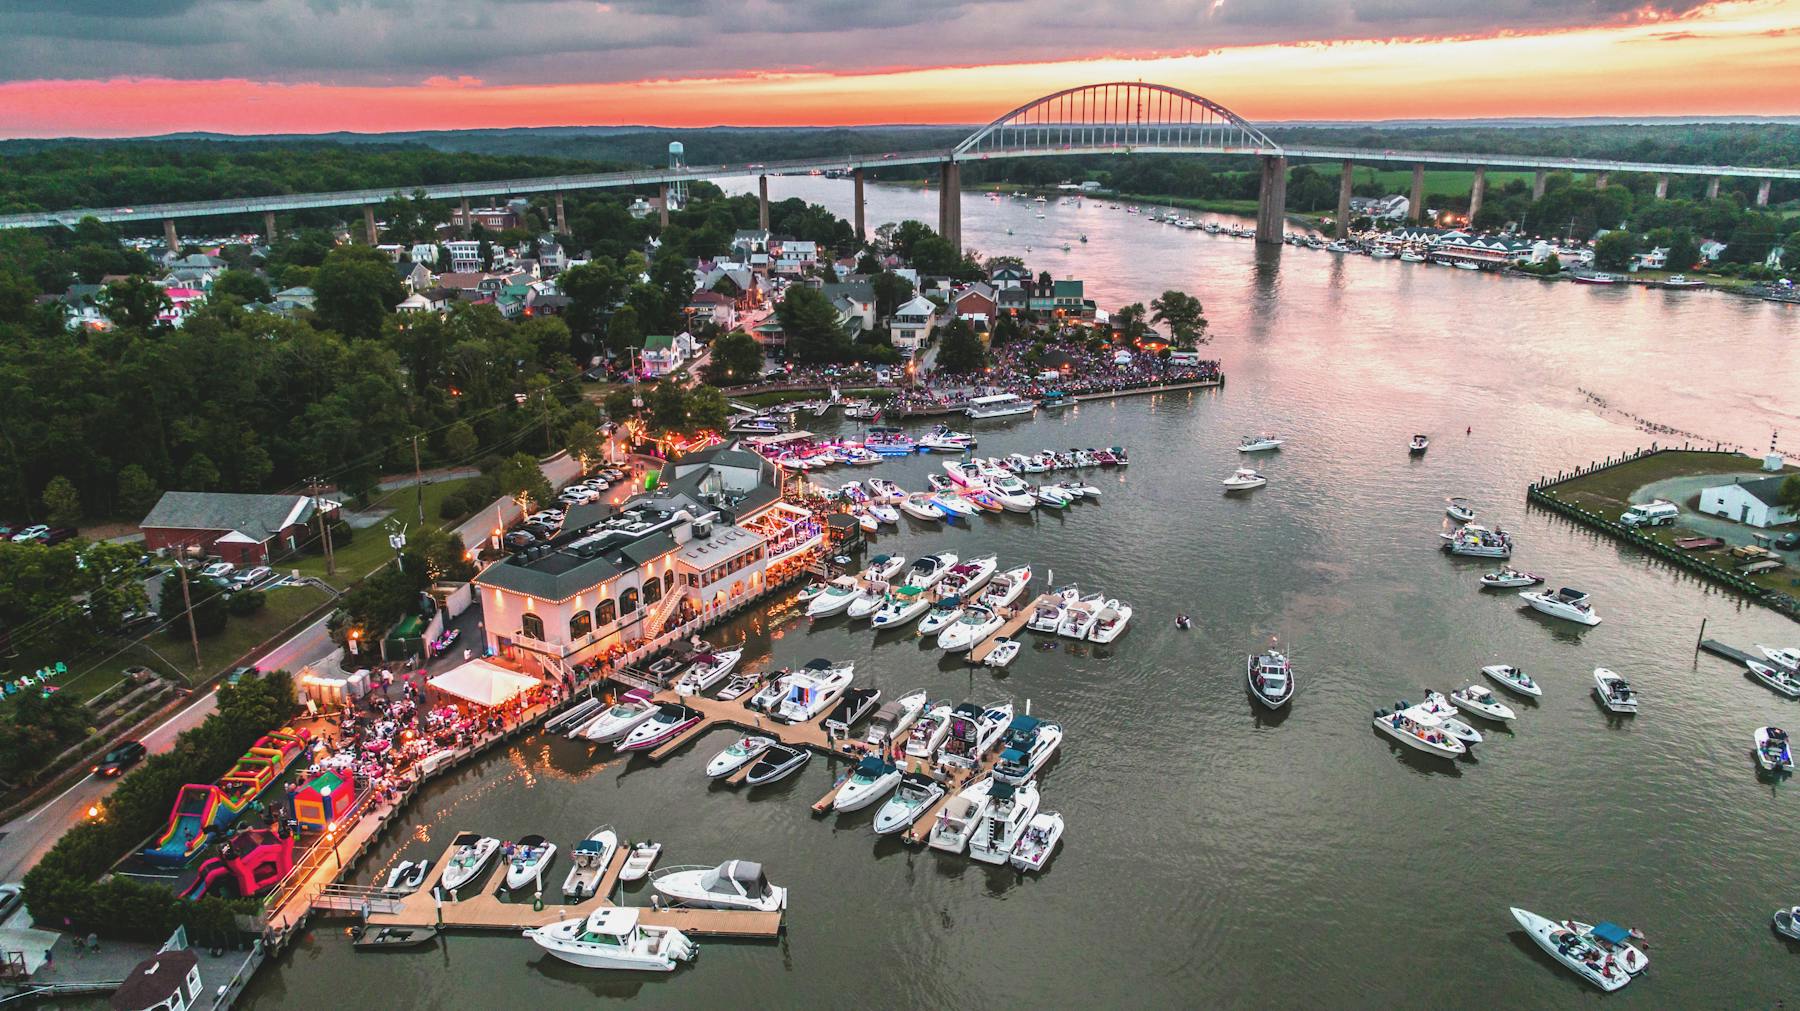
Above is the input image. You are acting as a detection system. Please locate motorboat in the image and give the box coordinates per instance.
[983,638,1022,669]
[929,776,996,853]
[832,756,903,812]
[855,510,879,533]
[1480,568,1543,589]
[652,860,786,912]
[1009,811,1064,872]
[938,606,1004,652]
[1482,664,1542,698]
[906,702,955,759]
[1446,497,1476,523]
[1247,649,1295,709]
[992,716,1062,785]
[869,586,932,629]
[1510,908,1640,991]
[1755,727,1795,772]
[1035,485,1073,509]
[905,552,960,589]
[1073,449,1098,467]
[1409,434,1429,454]
[775,663,854,723]
[523,907,696,972]
[1450,685,1516,722]
[1222,467,1267,491]
[861,553,906,583]
[867,478,906,502]
[1238,435,1283,452]
[1442,524,1514,558]
[1057,593,1105,639]
[919,425,975,452]
[1593,668,1638,713]
[939,702,1012,768]
[873,773,946,835]
[505,835,557,891]
[744,744,811,786]
[1573,272,1620,285]
[846,586,887,621]
[939,555,999,597]
[439,833,501,893]
[645,655,688,684]
[927,473,956,493]
[617,703,703,751]
[824,687,881,736]
[899,493,945,521]
[1028,586,1081,632]
[1371,706,1466,759]
[1758,645,1800,672]
[582,689,661,743]
[351,925,439,951]
[969,780,1042,864]
[383,860,428,894]
[993,487,1038,512]
[618,841,661,882]
[864,691,929,748]
[979,565,1033,610]
[806,577,863,617]
[1777,906,1800,940]
[1415,693,1483,743]
[918,596,966,636]
[932,492,978,518]
[943,460,987,488]
[794,581,830,604]
[561,828,619,899]
[1087,600,1132,644]
[705,735,776,778]
[1521,586,1601,625]
[675,647,744,696]
[1748,660,1800,698]
[868,503,900,525]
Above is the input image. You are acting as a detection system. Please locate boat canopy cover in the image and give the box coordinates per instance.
[575,839,605,854]
[950,703,983,718]
[1590,922,1632,945]
[998,747,1028,767]
[1007,715,1043,736]
[854,756,894,776]
[714,860,769,896]
[584,907,639,935]
[805,658,834,670]
[1558,587,1587,599]
[869,554,892,565]
[989,781,1018,802]
[894,585,925,598]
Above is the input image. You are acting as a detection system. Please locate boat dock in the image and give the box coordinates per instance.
[966,594,1054,664]
[1699,639,1759,667]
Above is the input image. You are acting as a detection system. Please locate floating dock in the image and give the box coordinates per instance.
[1699,639,1759,667]
[966,594,1054,664]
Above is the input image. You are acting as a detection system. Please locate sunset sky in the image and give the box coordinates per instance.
[2,0,1799,137]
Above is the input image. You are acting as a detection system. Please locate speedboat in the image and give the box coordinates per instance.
[1758,645,1800,672]
[440,833,501,892]
[899,493,945,521]
[775,663,854,723]
[832,756,903,812]
[1482,664,1542,697]
[618,841,661,882]
[1510,908,1641,991]
[706,735,776,778]
[938,701,1013,768]
[939,555,999,597]
[992,716,1062,785]
[561,828,619,899]
[873,773,946,835]
[383,860,428,894]
[1748,660,1800,698]
[1238,435,1283,453]
[942,460,987,488]
[979,565,1033,610]
[523,907,696,972]
[969,780,1041,864]
[906,702,955,759]
[929,776,996,852]
[1028,586,1080,632]
[905,552,960,589]
[1057,593,1105,639]
[1009,811,1064,872]
[1222,467,1267,491]
[1777,906,1800,940]
[868,478,905,502]
[1480,568,1543,589]
[983,638,1022,668]
[824,687,881,736]
[675,647,744,696]
[1520,586,1600,625]
[861,553,906,583]
[864,691,929,748]
[846,586,887,621]
[932,492,978,518]
[1409,434,1429,454]
[1593,668,1638,713]
[869,586,932,629]
[1087,600,1132,643]
[1755,727,1795,772]
[1443,524,1514,558]
[1035,485,1073,509]
[1248,649,1295,709]
[1450,684,1516,722]
[652,860,786,911]
[744,744,810,786]
[505,835,557,891]
[1372,706,1466,759]
[617,703,703,751]
[868,503,900,525]
[1415,693,1483,743]
[582,689,660,743]
[806,577,863,617]
[919,426,975,452]
[918,596,966,636]
[855,510,878,533]
[938,606,1003,652]
[1446,497,1476,523]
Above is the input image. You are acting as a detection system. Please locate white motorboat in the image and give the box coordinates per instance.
[1415,693,1483,743]
[846,586,887,621]
[618,841,661,882]
[1409,434,1429,454]
[1238,435,1283,453]
[906,702,955,759]
[1510,908,1638,991]
[1248,649,1295,709]
[705,735,776,778]
[1758,645,1800,672]
[505,835,557,891]
[383,860,427,894]
[932,492,978,518]
[938,701,1013,768]
[1748,660,1800,698]
[832,756,903,812]
[1087,600,1132,643]
[1027,586,1080,632]
[823,687,881,736]
[968,393,1040,419]
[1068,483,1102,498]
[1445,497,1476,523]
[1593,668,1638,713]
[861,553,906,583]
[1480,568,1544,589]
[582,688,661,743]
[440,833,501,893]
[938,555,999,597]
[873,773,946,835]
[918,597,967,636]
[905,552,960,589]
[743,744,810,786]
[1222,467,1267,491]
[1009,811,1064,872]
[1450,684,1516,722]
[994,487,1038,512]
[1755,727,1795,772]
[1482,664,1542,697]
[561,828,619,899]
[899,493,945,521]
[864,691,929,749]
[937,606,1004,652]
[675,647,744,696]
[1057,593,1105,639]
[942,460,987,488]
[869,503,900,525]
[868,478,905,502]
[775,663,854,723]
[805,577,863,617]
[869,586,933,629]
[523,907,696,972]
[969,779,1041,864]
[1442,524,1514,558]
[855,510,878,533]
[616,703,702,751]
[928,775,995,853]
[992,716,1062,785]
[1777,906,1800,940]
[1399,250,1426,262]
[918,426,975,452]
[1035,485,1073,509]
[983,637,1022,669]
[1372,706,1466,759]
[979,564,1033,610]
[1520,586,1601,625]
[652,860,786,912]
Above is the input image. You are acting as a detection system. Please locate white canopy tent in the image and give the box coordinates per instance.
[427,658,539,708]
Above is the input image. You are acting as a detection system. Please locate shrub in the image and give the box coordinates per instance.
[226,589,266,616]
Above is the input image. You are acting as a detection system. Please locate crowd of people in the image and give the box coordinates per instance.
[891,337,1221,415]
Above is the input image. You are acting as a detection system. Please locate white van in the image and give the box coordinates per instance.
[1620,500,1679,527]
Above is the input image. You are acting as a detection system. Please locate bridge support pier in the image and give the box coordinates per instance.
[163,218,179,252]
[1335,160,1353,239]
[263,211,277,242]
[1595,172,1609,191]
[659,184,671,227]
[853,169,866,242]
[363,205,378,245]
[554,192,567,235]
[459,198,471,237]
[1467,167,1486,226]
[1655,175,1669,200]
[1532,170,1547,201]
[758,175,770,230]
[1757,179,1772,206]
[1255,155,1287,246]
[1408,164,1425,224]
[1706,176,1720,200]
[938,161,961,251]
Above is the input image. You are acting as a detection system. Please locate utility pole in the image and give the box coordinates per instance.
[411,434,425,524]
[175,551,202,670]
[311,479,336,578]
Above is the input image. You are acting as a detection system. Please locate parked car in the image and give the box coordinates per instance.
[93,740,147,777]
[11,525,49,543]
[0,885,21,925]
[43,527,77,545]
[558,487,598,505]
[118,609,160,634]
[524,522,555,541]
[1775,532,1800,551]
[233,566,273,587]
[225,666,258,686]
[200,561,234,579]
[599,469,626,482]
[504,529,537,549]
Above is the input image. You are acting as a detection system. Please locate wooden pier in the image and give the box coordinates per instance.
[966,594,1054,664]
[1699,639,1760,667]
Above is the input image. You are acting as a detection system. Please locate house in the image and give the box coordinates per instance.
[989,265,1029,290]
[889,293,938,353]
[627,198,654,219]
[536,238,567,273]
[1699,239,1728,262]
[156,287,206,327]
[410,243,441,266]
[731,230,772,270]
[1349,194,1411,220]
[1699,475,1798,528]
[450,205,521,232]
[53,283,111,331]
[443,240,485,273]
[1052,278,1087,317]
[685,290,739,330]
[393,260,434,293]
[270,286,315,316]
[641,332,698,376]
[109,947,203,1011]
[1431,233,1540,266]
[953,282,997,322]
[141,490,340,565]
[820,280,876,333]
[751,318,786,353]
[995,287,1029,316]
[772,238,818,274]
[1634,247,1669,271]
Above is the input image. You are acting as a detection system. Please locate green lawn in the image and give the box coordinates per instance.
[293,476,482,587]
[1547,450,1789,517]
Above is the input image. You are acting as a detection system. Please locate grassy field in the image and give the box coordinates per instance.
[293,476,482,587]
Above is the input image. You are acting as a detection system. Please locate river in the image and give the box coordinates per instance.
[240,177,1800,1008]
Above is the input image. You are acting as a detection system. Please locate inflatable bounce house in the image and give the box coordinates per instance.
[143,728,311,867]
[290,771,357,832]
[177,825,296,901]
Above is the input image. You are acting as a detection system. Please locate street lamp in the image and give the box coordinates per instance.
[326,821,342,870]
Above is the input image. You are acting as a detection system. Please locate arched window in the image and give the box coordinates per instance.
[620,587,640,615]
[664,571,676,591]
[596,599,617,626]
[643,579,663,606]
[520,612,544,641]
[569,610,592,640]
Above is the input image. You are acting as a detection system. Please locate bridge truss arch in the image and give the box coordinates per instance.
[953,82,1280,161]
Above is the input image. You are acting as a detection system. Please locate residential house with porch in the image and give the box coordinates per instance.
[889,294,938,354]
[640,333,698,376]
[685,290,739,330]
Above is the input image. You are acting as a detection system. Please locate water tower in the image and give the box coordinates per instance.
[667,141,687,211]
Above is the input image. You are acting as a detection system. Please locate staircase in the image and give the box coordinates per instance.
[644,587,688,640]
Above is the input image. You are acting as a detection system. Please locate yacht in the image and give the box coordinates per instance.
[872,773,945,835]
[1453,260,1481,271]
[440,833,501,892]
[581,689,662,743]
[868,503,900,525]
[560,827,619,899]
[1449,685,1516,722]
[861,553,906,583]
[1748,660,1800,698]
[1443,525,1513,558]
[938,702,1013,769]
[652,860,786,911]
[1009,811,1065,873]
[919,425,976,452]
[928,776,996,853]
[1480,568,1543,589]
[505,835,557,891]
[1758,645,1800,672]
[1238,435,1283,452]
[965,393,1037,420]
[1482,664,1542,697]
[906,702,955,759]
[1510,908,1639,991]
[939,555,999,597]
[775,664,854,723]
[743,744,810,786]
[943,460,988,488]
[991,481,1039,512]
[869,587,932,629]
[616,703,702,751]
[1222,467,1267,490]
[1573,272,1620,285]
[1409,434,1430,454]
[918,596,967,636]
[899,493,945,521]
[904,552,960,589]
[1247,649,1295,709]
[523,908,696,972]
[937,606,1004,652]
[1087,600,1132,643]
[674,647,744,696]
[806,577,863,617]
[991,715,1062,785]
[969,780,1042,864]
[1399,250,1426,262]
[1660,274,1706,288]
[1593,668,1638,713]
[1371,706,1467,759]
[1057,593,1106,638]
[1446,497,1476,523]
[1755,727,1794,772]
[1035,485,1073,509]
[978,564,1033,610]
[832,757,903,812]
[705,735,776,778]
[1520,586,1601,625]
[865,691,929,749]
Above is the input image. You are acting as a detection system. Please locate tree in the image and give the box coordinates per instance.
[559,260,623,339]
[41,476,81,526]
[685,385,729,433]
[775,285,850,363]
[648,380,688,433]
[701,331,764,386]
[210,270,271,305]
[97,276,170,331]
[116,465,159,518]
[989,313,1023,349]
[1780,474,1800,510]
[1150,290,1209,346]
[935,318,987,374]
[564,419,602,471]
[443,420,479,461]
[403,526,475,582]
[607,305,643,355]
[178,453,220,491]
[871,270,915,320]
[159,573,228,638]
[313,246,404,340]
[497,452,551,513]
[1594,230,1641,271]
[1114,303,1148,343]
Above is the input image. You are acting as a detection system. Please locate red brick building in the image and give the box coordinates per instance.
[140,491,339,565]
